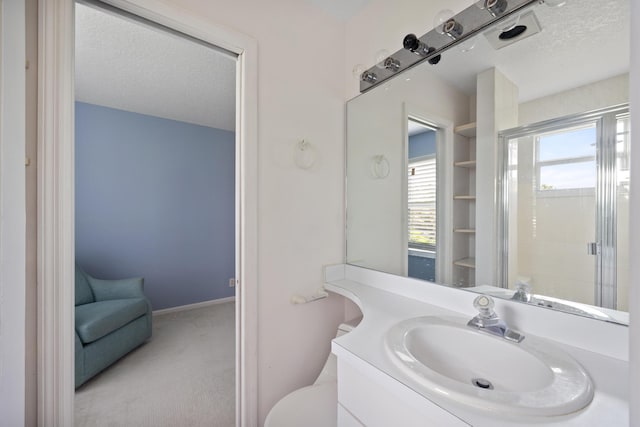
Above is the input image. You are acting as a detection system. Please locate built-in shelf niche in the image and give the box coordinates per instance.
[453,257,476,269]
[452,121,476,287]
[454,122,476,138]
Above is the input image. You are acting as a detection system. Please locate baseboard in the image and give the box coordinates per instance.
[152,296,235,316]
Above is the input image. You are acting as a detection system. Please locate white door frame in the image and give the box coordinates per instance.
[0,0,27,425]
[402,103,454,286]
[37,1,258,425]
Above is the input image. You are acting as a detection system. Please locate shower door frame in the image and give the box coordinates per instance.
[497,104,629,310]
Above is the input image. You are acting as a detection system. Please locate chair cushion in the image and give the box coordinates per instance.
[75,298,148,344]
[75,265,95,306]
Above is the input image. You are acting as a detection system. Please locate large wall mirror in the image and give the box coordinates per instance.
[346,0,630,324]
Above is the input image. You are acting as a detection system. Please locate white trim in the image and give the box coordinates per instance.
[0,1,27,424]
[37,1,76,425]
[153,297,236,316]
[37,1,259,426]
[629,0,640,421]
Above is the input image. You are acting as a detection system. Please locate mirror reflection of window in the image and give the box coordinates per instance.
[535,125,597,193]
[407,119,438,282]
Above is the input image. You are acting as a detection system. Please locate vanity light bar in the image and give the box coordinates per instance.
[359,0,539,93]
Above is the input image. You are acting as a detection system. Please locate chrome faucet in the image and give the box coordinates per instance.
[467,295,524,343]
[511,281,532,302]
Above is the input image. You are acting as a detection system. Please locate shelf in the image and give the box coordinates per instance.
[454,160,476,168]
[453,121,476,286]
[453,228,476,234]
[453,257,476,269]
[454,122,477,138]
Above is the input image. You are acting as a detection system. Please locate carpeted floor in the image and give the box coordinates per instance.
[75,302,236,427]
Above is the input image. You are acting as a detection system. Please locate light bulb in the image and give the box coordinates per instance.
[499,13,520,32]
[383,57,401,72]
[459,39,476,53]
[443,18,464,39]
[374,49,390,69]
[484,0,508,17]
[433,9,454,34]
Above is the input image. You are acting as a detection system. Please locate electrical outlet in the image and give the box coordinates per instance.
[229,278,235,287]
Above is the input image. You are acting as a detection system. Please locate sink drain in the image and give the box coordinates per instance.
[471,378,494,390]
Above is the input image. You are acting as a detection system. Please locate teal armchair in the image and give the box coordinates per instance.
[75,264,152,387]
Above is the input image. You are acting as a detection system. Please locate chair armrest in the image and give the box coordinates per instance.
[88,276,145,301]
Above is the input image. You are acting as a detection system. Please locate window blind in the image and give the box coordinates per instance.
[408,156,436,250]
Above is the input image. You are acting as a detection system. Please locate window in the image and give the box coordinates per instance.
[535,124,597,193]
[408,155,436,250]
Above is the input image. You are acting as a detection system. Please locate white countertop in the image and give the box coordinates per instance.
[326,267,629,426]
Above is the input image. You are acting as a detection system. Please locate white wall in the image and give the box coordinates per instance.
[0,1,27,425]
[519,74,629,126]
[168,0,347,422]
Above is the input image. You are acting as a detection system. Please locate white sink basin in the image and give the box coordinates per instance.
[385,316,594,417]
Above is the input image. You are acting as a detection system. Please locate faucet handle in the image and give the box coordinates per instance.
[473,295,496,318]
[512,281,532,302]
[515,280,531,293]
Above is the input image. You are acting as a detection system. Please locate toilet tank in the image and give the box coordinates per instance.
[314,316,362,385]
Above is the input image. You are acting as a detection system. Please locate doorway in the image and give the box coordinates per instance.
[407,119,438,282]
[38,0,258,424]
[74,2,237,423]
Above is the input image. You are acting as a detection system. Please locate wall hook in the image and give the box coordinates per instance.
[294,139,316,170]
[371,154,390,179]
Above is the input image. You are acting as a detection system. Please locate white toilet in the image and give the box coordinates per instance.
[264,317,361,427]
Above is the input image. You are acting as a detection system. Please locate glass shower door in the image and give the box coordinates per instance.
[500,106,629,310]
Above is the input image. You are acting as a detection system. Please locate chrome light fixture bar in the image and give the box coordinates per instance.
[359,0,539,93]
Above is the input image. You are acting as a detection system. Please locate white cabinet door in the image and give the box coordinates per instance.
[337,358,470,427]
[338,403,364,427]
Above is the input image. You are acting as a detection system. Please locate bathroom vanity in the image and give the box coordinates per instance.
[325,264,628,426]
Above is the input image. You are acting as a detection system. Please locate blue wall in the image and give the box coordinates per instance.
[408,129,436,159]
[75,102,235,310]
[408,255,436,282]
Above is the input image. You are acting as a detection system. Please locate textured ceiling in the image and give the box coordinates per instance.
[306,0,371,21]
[74,0,369,130]
[422,0,629,102]
[75,3,236,131]
[76,0,626,129]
